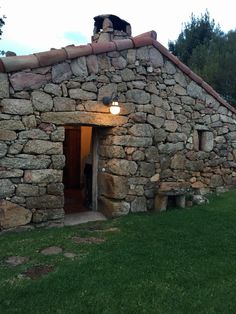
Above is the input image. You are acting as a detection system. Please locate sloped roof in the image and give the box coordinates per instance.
[0,31,235,114]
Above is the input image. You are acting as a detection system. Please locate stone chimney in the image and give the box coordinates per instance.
[92,14,131,43]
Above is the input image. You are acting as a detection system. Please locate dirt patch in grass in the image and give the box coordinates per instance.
[23,265,54,279]
[72,236,105,244]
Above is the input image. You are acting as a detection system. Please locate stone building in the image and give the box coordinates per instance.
[0,15,236,229]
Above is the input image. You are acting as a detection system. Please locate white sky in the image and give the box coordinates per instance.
[0,0,235,56]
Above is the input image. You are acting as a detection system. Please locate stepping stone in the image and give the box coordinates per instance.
[40,246,63,255]
[63,252,76,259]
[72,236,105,244]
[5,256,29,266]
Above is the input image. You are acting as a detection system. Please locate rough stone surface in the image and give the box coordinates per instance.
[98,173,128,199]
[0,36,235,227]
[53,97,76,111]
[23,140,62,155]
[52,62,72,83]
[69,88,96,100]
[126,89,150,104]
[24,169,63,183]
[41,111,128,126]
[0,179,15,197]
[0,73,9,98]
[99,196,130,217]
[0,142,7,157]
[32,91,53,112]
[131,196,147,212]
[41,246,63,255]
[0,129,17,140]
[70,57,88,77]
[154,194,168,212]
[44,83,62,96]
[1,99,33,115]
[0,120,25,131]
[0,200,32,229]
[107,159,138,176]
[0,156,51,170]
[10,72,48,91]
[26,195,64,209]
[16,184,39,196]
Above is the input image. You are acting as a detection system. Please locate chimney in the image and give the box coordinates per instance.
[92,14,131,43]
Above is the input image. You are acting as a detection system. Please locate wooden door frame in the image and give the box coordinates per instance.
[92,128,98,211]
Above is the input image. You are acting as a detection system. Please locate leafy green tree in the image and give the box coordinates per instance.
[168,10,222,64]
[169,11,236,106]
[0,14,5,39]
[0,11,6,55]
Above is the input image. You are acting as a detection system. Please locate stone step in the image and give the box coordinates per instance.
[64,211,107,226]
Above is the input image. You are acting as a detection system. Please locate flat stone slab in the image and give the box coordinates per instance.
[5,256,29,266]
[40,246,63,255]
[64,211,107,226]
[63,252,77,259]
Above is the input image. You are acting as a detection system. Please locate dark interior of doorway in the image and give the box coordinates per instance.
[63,125,93,214]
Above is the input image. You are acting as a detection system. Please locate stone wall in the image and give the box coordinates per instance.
[0,44,236,228]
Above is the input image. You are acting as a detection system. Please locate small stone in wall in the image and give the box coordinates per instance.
[0,179,15,198]
[150,173,160,182]
[131,196,147,212]
[31,91,53,112]
[0,142,8,157]
[0,73,9,98]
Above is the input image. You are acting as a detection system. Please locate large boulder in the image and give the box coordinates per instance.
[0,200,32,229]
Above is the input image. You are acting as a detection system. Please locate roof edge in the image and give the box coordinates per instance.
[0,31,235,114]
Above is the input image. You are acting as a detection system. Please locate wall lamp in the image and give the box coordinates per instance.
[102,93,120,115]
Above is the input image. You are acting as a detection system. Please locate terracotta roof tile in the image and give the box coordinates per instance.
[113,39,133,51]
[134,30,157,40]
[176,61,191,75]
[35,49,67,67]
[189,71,203,85]
[1,55,39,72]
[201,81,216,95]
[0,30,235,113]
[132,36,154,48]
[91,41,116,54]
[64,44,93,59]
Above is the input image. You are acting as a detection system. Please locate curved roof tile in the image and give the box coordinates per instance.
[35,49,67,67]
[0,31,235,114]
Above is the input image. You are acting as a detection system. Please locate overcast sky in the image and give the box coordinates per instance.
[0,0,235,56]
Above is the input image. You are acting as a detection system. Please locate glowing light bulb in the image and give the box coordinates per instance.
[110,101,120,115]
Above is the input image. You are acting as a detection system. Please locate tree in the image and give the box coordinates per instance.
[0,13,5,39]
[169,11,236,106]
[0,10,6,55]
[168,10,222,64]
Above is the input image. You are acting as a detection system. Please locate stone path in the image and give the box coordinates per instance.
[3,223,119,280]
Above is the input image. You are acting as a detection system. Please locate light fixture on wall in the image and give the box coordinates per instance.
[102,93,120,115]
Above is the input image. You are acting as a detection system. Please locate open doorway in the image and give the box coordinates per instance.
[63,125,93,214]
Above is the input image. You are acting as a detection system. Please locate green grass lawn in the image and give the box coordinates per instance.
[0,190,236,314]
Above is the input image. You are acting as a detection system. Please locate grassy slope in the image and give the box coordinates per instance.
[0,190,236,314]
